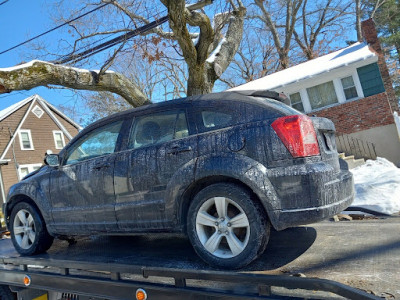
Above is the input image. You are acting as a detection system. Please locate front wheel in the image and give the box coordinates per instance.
[10,202,54,255]
[187,183,270,269]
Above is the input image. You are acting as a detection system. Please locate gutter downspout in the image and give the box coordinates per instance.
[0,166,6,203]
[8,128,20,180]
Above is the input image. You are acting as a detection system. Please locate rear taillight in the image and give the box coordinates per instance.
[271,115,320,158]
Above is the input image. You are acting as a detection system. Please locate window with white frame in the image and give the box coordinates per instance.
[341,76,358,100]
[53,131,66,149]
[18,163,42,180]
[289,92,304,112]
[18,129,34,150]
[306,81,338,110]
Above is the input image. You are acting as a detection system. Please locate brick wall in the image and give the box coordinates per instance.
[309,92,394,134]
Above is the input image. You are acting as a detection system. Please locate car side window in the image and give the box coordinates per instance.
[65,121,123,165]
[129,110,189,149]
[200,110,234,131]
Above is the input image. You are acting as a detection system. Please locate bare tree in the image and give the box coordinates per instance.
[293,0,354,60]
[253,0,303,69]
[161,0,246,95]
[356,0,388,40]
[220,20,278,88]
[0,0,246,106]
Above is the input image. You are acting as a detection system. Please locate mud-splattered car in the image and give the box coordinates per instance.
[2,90,354,269]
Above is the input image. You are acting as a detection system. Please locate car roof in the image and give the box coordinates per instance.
[77,90,288,138]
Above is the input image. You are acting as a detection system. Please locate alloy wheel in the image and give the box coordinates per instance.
[13,209,36,249]
[195,196,250,258]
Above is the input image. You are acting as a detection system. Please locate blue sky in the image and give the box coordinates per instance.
[0,1,358,120]
[0,1,77,114]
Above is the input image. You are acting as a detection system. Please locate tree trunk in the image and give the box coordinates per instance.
[187,64,213,95]
[163,0,245,96]
[356,0,362,42]
[279,49,290,69]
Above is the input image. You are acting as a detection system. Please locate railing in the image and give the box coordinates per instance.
[336,134,377,160]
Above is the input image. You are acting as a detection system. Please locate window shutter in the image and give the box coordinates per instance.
[357,63,385,97]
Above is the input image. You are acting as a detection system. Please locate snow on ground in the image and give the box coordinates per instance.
[350,157,400,215]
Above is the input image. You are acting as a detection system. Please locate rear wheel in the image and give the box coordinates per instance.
[10,202,54,255]
[187,183,270,269]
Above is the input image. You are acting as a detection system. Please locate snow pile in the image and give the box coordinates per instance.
[350,157,400,215]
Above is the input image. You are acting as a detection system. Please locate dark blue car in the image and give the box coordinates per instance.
[2,90,354,269]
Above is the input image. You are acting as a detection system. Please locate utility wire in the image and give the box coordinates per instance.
[0,2,110,55]
[0,0,9,6]
[54,1,213,64]
[54,15,169,64]
[62,8,167,60]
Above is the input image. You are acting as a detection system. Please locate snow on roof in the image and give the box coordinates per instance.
[350,157,400,215]
[229,42,378,91]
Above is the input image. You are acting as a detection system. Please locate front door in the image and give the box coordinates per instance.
[49,120,123,233]
[114,109,196,230]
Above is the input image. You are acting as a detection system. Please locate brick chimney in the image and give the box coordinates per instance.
[361,19,399,113]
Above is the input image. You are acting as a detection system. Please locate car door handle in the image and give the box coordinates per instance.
[93,163,111,170]
[166,146,192,155]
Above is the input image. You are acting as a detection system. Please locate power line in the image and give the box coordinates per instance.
[0,2,110,55]
[53,1,212,64]
[62,8,167,60]
[54,15,169,64]
[0,0,9,6]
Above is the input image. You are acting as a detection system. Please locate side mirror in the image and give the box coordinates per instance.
[45,154,60,167]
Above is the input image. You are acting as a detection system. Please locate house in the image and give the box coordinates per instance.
[230,19,400,165]
[0,94,81,203]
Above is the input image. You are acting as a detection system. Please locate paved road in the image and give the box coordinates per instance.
[1,217,399,298]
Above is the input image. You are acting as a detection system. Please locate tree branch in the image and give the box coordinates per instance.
[185,9,214,63]
[0,60,149,107]
[161,0,197,66]
[208,5,246,79]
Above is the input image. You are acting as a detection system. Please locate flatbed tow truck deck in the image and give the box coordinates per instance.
[0,232,380,300]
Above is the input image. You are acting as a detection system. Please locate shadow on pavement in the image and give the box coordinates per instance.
[48,226,315,271]
[246,226,317,271]
[1,226,317,272]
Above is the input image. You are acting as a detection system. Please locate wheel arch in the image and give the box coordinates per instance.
[176,153,283,231]
[179,174,277,233]
[5,194,44,227]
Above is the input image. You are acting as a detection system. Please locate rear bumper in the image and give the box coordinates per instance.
[269,166,354,231]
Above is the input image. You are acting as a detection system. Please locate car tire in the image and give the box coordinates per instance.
[10,202,54,256]
[187,183,270,269]
[0,285,15,300]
